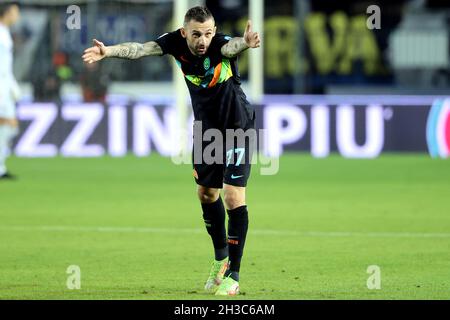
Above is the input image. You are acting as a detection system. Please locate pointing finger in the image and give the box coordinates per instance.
[245,20,252,33]
[93,39,104,47]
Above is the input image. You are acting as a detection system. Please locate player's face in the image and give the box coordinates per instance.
[182,18,216,57]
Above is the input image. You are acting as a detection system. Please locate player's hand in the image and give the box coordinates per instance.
[243,20,261,49]
[11,79,21,102]
[82,39,107,64]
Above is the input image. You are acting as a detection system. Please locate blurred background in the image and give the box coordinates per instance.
[6,0,450,158]
[10,0,450,98]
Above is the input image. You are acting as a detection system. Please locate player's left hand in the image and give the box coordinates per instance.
[10,79,21,102]
[243,20,261,48]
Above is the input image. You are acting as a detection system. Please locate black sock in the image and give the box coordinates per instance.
[202,197,228,261]
[225,206,249,282]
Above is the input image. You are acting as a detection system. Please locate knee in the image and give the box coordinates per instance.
[197,187,220,204]
[223,189,245,210]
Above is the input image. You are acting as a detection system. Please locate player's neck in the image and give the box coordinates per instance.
[0,20,10,28]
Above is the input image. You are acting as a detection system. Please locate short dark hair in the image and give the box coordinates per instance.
[0,2,19,18]
[184,6,214,25]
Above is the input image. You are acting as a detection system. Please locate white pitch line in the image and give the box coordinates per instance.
[0,225,450,239]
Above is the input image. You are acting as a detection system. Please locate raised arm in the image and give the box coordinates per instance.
[82,39,163,64]
[221,20,261,58]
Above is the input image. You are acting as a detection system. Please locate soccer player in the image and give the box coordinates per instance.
[0,2,20,180]
[82,6,260,296]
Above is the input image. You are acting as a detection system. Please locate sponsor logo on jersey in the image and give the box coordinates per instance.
[203,57,210,70]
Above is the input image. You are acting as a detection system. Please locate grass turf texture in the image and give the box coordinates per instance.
[0,154,449,300]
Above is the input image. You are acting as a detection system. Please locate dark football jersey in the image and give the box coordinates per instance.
[155,30,255,131]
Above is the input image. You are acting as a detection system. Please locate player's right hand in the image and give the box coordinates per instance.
[82,39,107,64]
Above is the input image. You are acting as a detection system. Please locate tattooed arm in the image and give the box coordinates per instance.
[106,41,163,59]
[82,39,163,63]
[220,20,261,58]
[221,37,250,58]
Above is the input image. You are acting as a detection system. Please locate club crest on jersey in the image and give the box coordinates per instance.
[203,57,210,70]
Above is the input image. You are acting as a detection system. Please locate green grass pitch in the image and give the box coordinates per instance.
[0,154,449,300]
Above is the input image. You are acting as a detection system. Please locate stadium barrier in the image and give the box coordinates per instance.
[12,95,450,159]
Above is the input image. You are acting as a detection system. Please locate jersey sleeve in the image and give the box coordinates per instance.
[211,33,233,56]
[154,30,179,56]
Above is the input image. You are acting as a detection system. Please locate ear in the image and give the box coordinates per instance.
[180,28,187,38]
[213,26,217,36]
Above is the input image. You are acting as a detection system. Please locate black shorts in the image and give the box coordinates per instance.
[192,121,256,189]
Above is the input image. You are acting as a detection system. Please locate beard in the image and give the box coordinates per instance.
[189,43,207,56]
